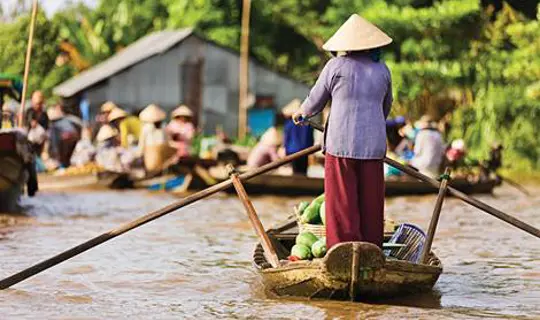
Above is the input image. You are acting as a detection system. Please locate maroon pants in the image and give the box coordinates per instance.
[324,154,385,249]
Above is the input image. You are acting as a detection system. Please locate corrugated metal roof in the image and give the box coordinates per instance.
[54,28,194,97]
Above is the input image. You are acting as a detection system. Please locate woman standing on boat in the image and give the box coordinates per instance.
[293,14,393,249]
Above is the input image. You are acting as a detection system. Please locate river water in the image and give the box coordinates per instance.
[0,185,539,319]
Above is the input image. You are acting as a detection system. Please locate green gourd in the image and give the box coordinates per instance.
[290,244,312,260]
[295,231,319,248]
[311,237,327,258]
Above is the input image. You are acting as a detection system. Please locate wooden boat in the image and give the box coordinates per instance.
[0,130,34,213]
[253,221,442,300]
[38,172,115,191]
[212,170,498,196]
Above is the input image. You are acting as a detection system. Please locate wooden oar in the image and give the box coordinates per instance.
[304,118,540,239]
[0,145,322,290]
[499,174,531,197]
[420,168,451,263]
[227,164,280,268]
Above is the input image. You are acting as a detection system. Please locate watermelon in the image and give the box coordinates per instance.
[319,201,326,225]
[296,231,319,248]
[311,237,327,258]
[297,201,310,214]
[291,244,312,260]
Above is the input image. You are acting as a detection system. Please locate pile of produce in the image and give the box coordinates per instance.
[289,231,327,261]
[297,193,325,225]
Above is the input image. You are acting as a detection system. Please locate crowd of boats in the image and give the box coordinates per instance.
[0,86,505,212]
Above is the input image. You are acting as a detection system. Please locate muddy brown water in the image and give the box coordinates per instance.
[0,185,539,319]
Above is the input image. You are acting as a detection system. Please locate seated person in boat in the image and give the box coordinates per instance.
[24,91,49,131]
[282,99,314,175]
[27,113,47,155]
[47,105,81,168]
[95,125,134,173]
[70,127,97,167]
[166,105,195,158]
[138,104,174,174]
[292,14,393,249]
[108,107,142,148]
[445,139,467,169]
[246,126,282,168]
[92,101,117,141]
[1,103,15,129]
[409,115,446,177]
[480,142,503,180]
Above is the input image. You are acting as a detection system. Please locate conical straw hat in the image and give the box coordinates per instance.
[139,104,166,123]
[96,125,118,142]
[171,105,193,118]
[322,14,392,52]
[108,107,128,122]
[281,99,302,117]
[101,101,118,113]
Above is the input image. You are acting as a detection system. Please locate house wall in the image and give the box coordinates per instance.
[82,35,310,137]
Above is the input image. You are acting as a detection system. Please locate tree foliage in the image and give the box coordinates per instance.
[0,1,538,169]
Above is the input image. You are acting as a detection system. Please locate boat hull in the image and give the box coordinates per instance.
[222,173,497,197]
[0,131,30,213]
[253,226,442,300]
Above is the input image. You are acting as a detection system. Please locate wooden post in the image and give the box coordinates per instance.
[17,0,39,128]
[227,164,280,268]
[420,168,451,264]
[349,243,360,301]
[238,0,252,139]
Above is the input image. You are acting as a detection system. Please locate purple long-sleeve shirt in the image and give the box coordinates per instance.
[301,53,393,160]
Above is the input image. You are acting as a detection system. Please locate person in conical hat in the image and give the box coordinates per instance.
[171,104,193,119]
[166,104,196,158]
[291,14,393,249]
[1,102,15,129]
[96,124,118,143]
[281,99,314,175]
[107,107,141,148]
[410,114,445,177]
[139,104,166,123]
[95,125,129,173]
[101,101,117,114]
[138,104,173,173]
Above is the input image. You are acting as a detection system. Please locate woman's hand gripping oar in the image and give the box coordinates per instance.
[301,117,540,239]
[0,144,322,290]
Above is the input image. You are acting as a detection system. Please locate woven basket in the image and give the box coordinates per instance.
[294,205,397,239]
[294,206,326,238]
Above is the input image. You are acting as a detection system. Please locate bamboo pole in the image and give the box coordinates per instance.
[0,144,321,290]
[238,0,252,139]
[17,0,39,128]
[227,165,280,268]
[420,168,451,264]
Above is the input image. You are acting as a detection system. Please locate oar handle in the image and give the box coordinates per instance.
[302,119,540,239]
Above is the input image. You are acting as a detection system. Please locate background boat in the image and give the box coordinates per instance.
[0,130,34,213]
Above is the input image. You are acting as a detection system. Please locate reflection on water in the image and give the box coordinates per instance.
[1,185,539,319]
